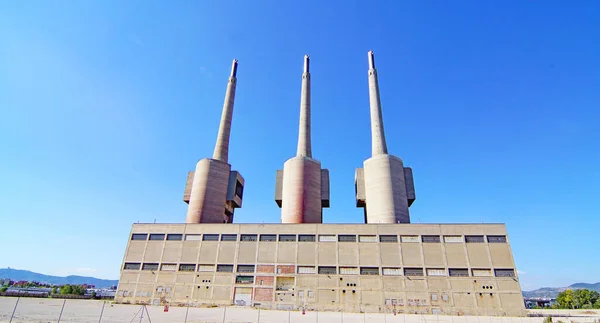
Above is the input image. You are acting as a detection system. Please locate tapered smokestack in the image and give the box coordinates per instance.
[213,59,238,163]
[275,55,330,223]
[354,51,416,224]
[183,59,245,224]
[367,51,388,156]
[296,55,312,157]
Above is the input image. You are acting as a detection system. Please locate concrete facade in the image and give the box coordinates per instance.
[116,223,525,316]
[355,51,415,224]
[276,55,330,223]
[184,59,245,223]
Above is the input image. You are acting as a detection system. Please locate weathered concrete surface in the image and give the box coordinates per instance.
[185,158,231,223]
[2,297,598,323]
[363,154,409,224]
[281,157,322,223]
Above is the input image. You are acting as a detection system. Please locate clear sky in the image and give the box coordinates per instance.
[0,1,598,291]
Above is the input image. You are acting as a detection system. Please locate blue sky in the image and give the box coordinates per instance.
[0,1,598,290]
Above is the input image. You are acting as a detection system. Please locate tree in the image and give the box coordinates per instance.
[51,287,57,295]
[0,286,7,293]
[557,289,574,309]
[59,285,73,295]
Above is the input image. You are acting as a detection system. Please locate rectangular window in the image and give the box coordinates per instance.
[339,267,359,275]
[487,235,507,243]
[431,293,439,301]
[221,234,238,241]
[298,266,316,274]
[185,234,201,241]
[131,234,147,241]
[443,235,463,243]
[179,264,196,272]
[422,235,441,243]
[197,265,214,272]
[123,262,141,270]
[318,235,336,242]
[161,264,177,271]
[359,235,377,242]
[379,235,398,243]
[149,234,165,241]
[318,266,337,275]
[338,234,356,242]
[203,234,219,241]
[235,276,254,284]
[382,268,402,276]
[237,265,255,273]
[279,234,296,242]
[240,234,257,242]
[472,269,492,277]
[360,267,379,275]
[432,308,442,315]
[166,234,182,241]
[401,235,420,243]
[308,290,314,298]
[298,291,304,298]
[404,268,424,276]
[338,235,357,242]
[449,268,469,277]
[298,234,315,242]
[465,235,485,243]
[442,294,449,301]
[142,263,159,271]
[494,269,515,277]
[216,265,234,273]
[427,268,446,276]
[259,234,276,242]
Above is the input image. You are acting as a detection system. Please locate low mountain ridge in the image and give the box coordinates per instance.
[0,268,118,288]
[523,282,600,299]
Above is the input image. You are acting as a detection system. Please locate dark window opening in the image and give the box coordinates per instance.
[240,234,257,242]
[166,234,183,241]
[131,234,147,241]
[449,269,469,277]
[379,235,398,243]
[298,234,316,242]
[465,235,485,243]
[142,263,159,271]
[149,234,165,241]
[338,235,357,242]
[494,269,515,277]
[216,265,234,272]
[260,234,276,242]
[487,235,507,243]
[279,235,296,242]
[404,268,424,276]
[221,234,238,241]
[422,235,441,243]
[318,266,337,275]
[360,267,379,275]
[179,264,196,272]
[203,234,219,241]
[124,263,141,270]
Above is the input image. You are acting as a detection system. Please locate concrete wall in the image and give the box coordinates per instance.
[116,223,524,316]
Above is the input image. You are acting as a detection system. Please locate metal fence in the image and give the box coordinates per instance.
[1,297,599,323]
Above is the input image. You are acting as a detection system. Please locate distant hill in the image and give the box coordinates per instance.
[0,268,118,288]
[523,282,600,299]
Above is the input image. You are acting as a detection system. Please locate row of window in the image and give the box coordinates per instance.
[130,233,507,244]
[123,262,515,278]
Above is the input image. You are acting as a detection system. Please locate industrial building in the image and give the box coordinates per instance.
[115,52,525,316]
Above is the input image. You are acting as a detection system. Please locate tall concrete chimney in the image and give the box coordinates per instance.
[183,59,245,224]
[354,51,416,223]
[275,55,330,223]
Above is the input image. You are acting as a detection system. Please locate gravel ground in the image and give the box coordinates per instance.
[1,297,595,323]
